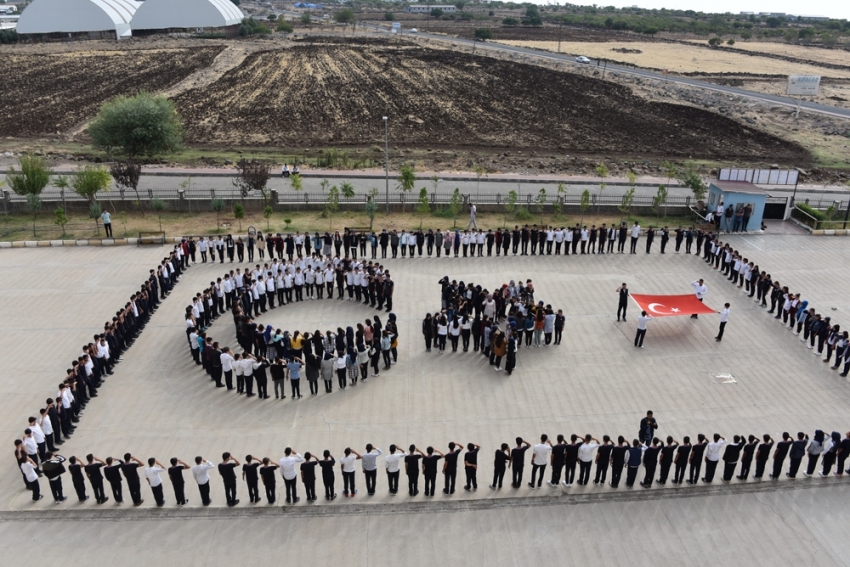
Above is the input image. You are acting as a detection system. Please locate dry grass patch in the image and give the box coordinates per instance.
[494,40,850,78]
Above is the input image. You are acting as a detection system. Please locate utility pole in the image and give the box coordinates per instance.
[383,116,390,215]
[557,17,563,54]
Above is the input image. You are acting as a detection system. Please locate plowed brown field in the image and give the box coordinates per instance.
[174,41,808,163]
[0,47,223,137]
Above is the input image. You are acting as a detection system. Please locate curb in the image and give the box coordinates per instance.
[1,475,844,522]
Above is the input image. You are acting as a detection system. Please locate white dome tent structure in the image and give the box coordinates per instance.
[17,0,140,40]
[131,0,244,38]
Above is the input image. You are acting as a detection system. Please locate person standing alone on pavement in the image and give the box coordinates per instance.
[635,311,653,348]
[617,283,630,322]
[690,279,707,319]
[716,303,730,341]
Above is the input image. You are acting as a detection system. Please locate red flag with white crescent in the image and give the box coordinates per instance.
[630,294,715,317]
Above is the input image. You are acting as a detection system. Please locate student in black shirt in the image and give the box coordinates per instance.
[242,455,261,504]
[509,437,531,488]
[549,435,567,486]
[422,446,444,497]
[563,435,581,487]
[687,435,707,484]
[301,453,319,502]
[218,452,240,507]
[786,432,809,478]
[104,456,124,503]
[121,453,145,506]
[442,441,463,495]
[656,437,678,485]
[616,283,630,322]
[68,456,88,502]
[672,436,691,484]
[753,434,774,479]
[593,436,614,485]
[259,458,279,504]
[721,436,743,482]
[168,457,190,505]
[640,438,662,488]
[405,445,424,496]
[463,443,480,491]
[84,454,108,504]
[490,444,510,489]
[609,437,629,488]
[737,435,758,480]
[770,432,793,480]
[316,449,339,500]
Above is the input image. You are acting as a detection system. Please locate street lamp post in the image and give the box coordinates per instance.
[383,116,389,215]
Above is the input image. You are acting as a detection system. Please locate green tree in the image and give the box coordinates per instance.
[474,28,493,40]
[54,207,68,238]
[89,202,103,236]
[726,38,735,45]
[300,13,311,25]
[662,161,678,187]
[416,187,430,228]
[340,181,356,201]
[335,7,355,27]
[504,189,518,226]
[6,154,53,198]
[89,92,183,158]
[708,36,722,46]
[397,164,416,213]
[210,198,225,230]
[652,184,668,219]
[554,182,566,219]
[618,187,635,221]
[53,175,69,213]
[72,165,112,205]
[324,185,340,227]
[502,17,519,26]
[26,194,42,238]
[783,29,799,42]
[679,163,707,202]
[534,188,547,223]
[239,17,271,36]
[579,189,591,223]
[290,173,303,210]
[277,21,294,32]
[233,202,245,231]
[430,8,443,18]
[365,188,379,231]
[151,198,167,233]
[449,188,463,228]
[384,12,394,21]
[595,162,609,214]
[263,205,274,230]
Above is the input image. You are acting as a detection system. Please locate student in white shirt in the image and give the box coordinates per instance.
[21,456,42,501]
[529,435,553,489]
[383,444,407,495]
[340,447,362,497]
[635,311,653,348]
[191,457,215,506]
[144,457,167,507]
[361,444,384,496]
[279,447,305,504]
[702,434,726,483]
[716,303,730,341]
[629,222,641,254]
[690,279,707,319]
[577,435,601,485]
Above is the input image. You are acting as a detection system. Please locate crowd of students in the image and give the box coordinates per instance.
[423,277,564,375]
[14,244,191,501]
[19,424,850,506]
[184,259,400,399]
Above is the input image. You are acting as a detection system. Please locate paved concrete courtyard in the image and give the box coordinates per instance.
[1,234,848,565]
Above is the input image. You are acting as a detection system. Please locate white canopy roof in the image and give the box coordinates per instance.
[131,0,244,30]
[17,0,140,34]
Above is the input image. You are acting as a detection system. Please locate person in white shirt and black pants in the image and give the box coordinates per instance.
[716,304,730,341]
[635,311,653,348]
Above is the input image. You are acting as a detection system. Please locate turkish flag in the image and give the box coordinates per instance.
[630,294,716,317]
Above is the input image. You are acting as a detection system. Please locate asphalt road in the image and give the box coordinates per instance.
[379,26,850,121]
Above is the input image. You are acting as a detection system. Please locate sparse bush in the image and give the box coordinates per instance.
[239,17,271,36]
[277,21,293,33]
[727,38,735,45]
[474,28,493,40]
[502,17,519,26]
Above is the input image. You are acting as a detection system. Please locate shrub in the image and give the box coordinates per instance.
[384,12,394,21]
[239,17,271,36]
[502,17,519,26]
[277,21,293,33]
[797,203,827,220]
[474,28,493,40]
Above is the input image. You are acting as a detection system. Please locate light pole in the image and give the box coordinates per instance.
[383,116,389,215]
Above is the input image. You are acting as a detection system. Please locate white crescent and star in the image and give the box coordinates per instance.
[648,303,680,314]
